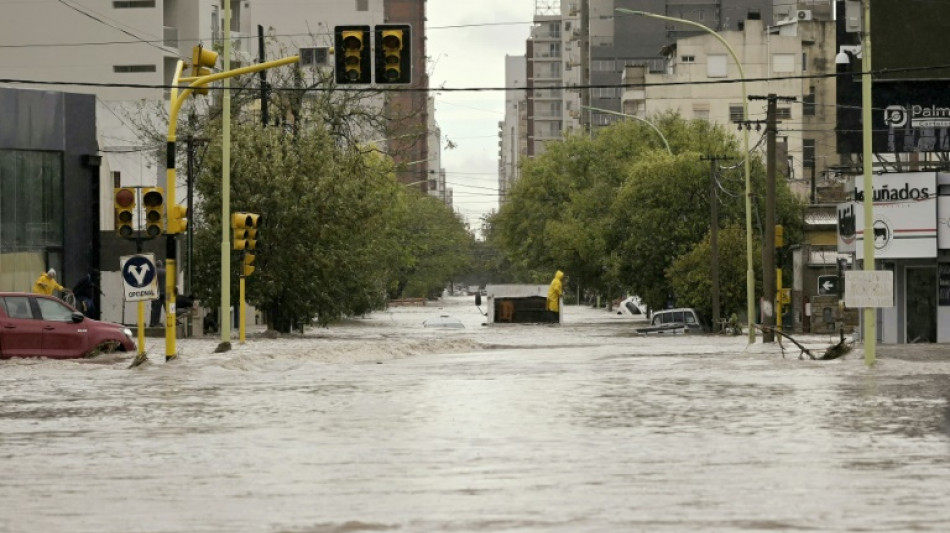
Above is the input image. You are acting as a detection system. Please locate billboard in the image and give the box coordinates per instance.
[837,172,937,260]
[836,1,950,153]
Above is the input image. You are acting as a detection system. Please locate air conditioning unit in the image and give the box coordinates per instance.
[796,9,813,21]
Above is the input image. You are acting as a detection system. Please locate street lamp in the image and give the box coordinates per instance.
[580,105,672,155]
[616,8,756,344]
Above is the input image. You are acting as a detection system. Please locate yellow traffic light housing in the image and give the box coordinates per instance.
[189,45,219,95]
[375,25,411,84]
[114,187,136,238]
[242,253,256,277]
[142,187,165,238]
[334,25,370,84]
[775,224,784,248]
[231,212,260,251]
[167,204,188,235]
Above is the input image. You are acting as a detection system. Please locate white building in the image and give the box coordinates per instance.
[499,55,527,203]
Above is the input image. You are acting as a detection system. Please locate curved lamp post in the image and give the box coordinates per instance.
[616,8,755,343]
[580,105,673,155]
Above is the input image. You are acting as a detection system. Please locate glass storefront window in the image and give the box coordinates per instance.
[0,150,64,291]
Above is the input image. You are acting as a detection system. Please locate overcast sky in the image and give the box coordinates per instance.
[426,2,536,234]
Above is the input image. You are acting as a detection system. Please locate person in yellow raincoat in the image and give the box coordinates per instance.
[33,269,68,296]
[547,270,564,323]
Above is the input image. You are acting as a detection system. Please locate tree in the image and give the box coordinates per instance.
[492,112,804,313]
[666,223,761,319]
[388,191,475,299]
[192,123,407,331]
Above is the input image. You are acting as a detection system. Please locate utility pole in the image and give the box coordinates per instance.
[258,25,269,127]
[701,154,731,332]
[749,94,796,342]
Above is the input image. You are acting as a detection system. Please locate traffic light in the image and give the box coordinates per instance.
[374,25,411,84]
[189,45,219,95]
[334,25,371,84]
[231,212,260,251]
[142,187,165,238]
[114,187,135,238]
[167,204,188,234]
[242,253,256,277]
[775,224,784,248]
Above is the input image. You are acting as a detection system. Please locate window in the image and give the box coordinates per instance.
[773,53,795,73]
[777,107,792,119]
[113,65,156,73]
[1,297,33,319]
[681,55,695,63]
[300,47,329,67]
[113,1,155,7]
[693,103,710,120]
[803,88,816,116]
[0,150,64,291]
[37,298,74,322]
[707,54,727,78]
[356,0,368,11]
[803,139,816,169]
[729,105,745,122]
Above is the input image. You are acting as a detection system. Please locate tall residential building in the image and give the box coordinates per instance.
[499,55,528,203]
[515,0,775,175]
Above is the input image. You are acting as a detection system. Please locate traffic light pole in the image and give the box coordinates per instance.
[167,54,299,361]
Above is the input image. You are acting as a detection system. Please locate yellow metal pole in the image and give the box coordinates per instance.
[776,267,783,331]
[137,300,145,355]
[861,0,876,366]
[220,0,232,351]
[616,8,755,344]
[165,61,186,362]
[239,274,246,343]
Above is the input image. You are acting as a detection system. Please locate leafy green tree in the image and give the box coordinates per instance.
[193,123,408,331]
[388,191,475,299]
[666,223,761,319]
[493,112,804,314]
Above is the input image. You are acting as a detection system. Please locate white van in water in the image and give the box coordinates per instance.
[636,308,709,335]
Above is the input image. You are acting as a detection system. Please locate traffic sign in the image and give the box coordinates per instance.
[120,253,158,302]
[817,275,839,295]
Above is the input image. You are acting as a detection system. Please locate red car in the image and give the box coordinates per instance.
[0,292,136,360]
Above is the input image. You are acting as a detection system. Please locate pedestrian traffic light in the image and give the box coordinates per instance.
[189,45,218,95]
[334,25,371,84]
[242,252,256,277]
[142,187,165,238]
[374,25,411,84]
[114,187,135,238]
[231,212,260,251]
[167,204,188,234]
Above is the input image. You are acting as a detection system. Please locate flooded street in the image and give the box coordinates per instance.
[3,297,950,532]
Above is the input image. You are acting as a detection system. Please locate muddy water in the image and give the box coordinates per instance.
[2,299,949,532]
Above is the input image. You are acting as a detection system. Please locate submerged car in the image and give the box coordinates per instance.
[0,292,136,359]
[636,308,710,335]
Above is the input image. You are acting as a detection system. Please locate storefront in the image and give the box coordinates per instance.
[837,171,950,343]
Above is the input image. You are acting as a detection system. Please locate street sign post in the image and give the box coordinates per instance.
[120,254,158,302]
[120,253,157,365]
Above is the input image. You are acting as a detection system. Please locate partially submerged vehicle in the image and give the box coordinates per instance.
[0,292,136,359]
[423,314,465,328]
[636,308,709,335]
[476,284,560,325]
